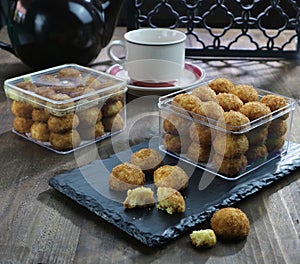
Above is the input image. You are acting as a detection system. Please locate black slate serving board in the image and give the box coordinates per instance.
[49,139,300,247]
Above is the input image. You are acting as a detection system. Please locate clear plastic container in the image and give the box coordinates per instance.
[158,80,296,180]
[4,64,127,154]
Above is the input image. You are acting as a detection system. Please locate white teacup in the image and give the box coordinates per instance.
[107,28,186,86]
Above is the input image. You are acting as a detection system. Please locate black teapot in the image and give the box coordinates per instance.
[0,0,124,69]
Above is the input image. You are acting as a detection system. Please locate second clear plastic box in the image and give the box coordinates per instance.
[158,81,296,180]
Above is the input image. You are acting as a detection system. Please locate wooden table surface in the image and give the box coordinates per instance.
[0,27,299,264]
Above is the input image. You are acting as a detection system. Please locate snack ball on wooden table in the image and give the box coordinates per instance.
[153,165,189,191]
[210,207,250,240]
[130,148,164,176]
[109,162,145,192]
[190,229,217,249]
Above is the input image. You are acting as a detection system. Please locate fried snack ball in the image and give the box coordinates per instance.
[163,133,190,154]
[163,113,191,136]
[123,187,155,209]
[230,84,258,103]
[130,148,164,176]
[216,92,243,112]
[57,67,83,84]
[49,129,81,150]
[189,122,213,145]
[208,78,235,94]
[47,113,80,133]
[153,165,189,190]
[190,229,217,249]
[213,133,249,158]
[191,85,217,102]
[36,74,60,86]
[31,108,50,122]
[77,107,102,126]
[260,94,288,119]
[46,93,75,115]
[16,81,37,92]
[213,153,248,177]
[210,207,250,240]
[246,127,268,146]
[101,100,123,117]
[267,119,287,138]
[30,122,50,142]
[11,100,33,118]
[172,93,202,112]
[265,136,285,153]
[156,187,186,214]
[34,86,57,99]
[78,121,105,140]
[109,162,146,192]
[192,101,224,122]
[239,101,271,121]
[13,117,33,133]
[245,144,268,163]
[217,110,250,132]
[102,114,124,132]
[187,142,211,163]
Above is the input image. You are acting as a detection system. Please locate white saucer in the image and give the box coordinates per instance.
[106,62,206,96]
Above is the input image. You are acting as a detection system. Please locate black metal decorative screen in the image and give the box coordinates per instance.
[126,0,300,59]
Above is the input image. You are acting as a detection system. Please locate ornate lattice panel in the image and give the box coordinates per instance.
[126,0,300,59]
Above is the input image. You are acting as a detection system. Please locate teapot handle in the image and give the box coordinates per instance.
[0,41,16,55]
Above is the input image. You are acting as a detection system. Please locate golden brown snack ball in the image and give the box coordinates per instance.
[245,144,268,163]
[192,101,224,122]
[230,84,258,103]
[11,100,33,118]
[172,93,201,112]
[210,207,250,240]
[265,136,285,153]
[49,129,81,151]
[57,67,82,84]
[156,187,186,214]
[78,121,105,140]
[13,117,33,134]
[208,78,235,94]
[102,114,124,132]
[217,110,250,132]
[163,113,190,136]
[187,142,211,163]
[109,162,145,192]
[260,94,287,116]
[130,148,164,176]
[36,74,60,86]
[213,153,248,177]
[216,92,244,112]
[267,119,287,138]
[30,122,50,142]
[163,133,190,154]
[213,133,249,158]
[239,101,271,121]
[16,81,37,92]
[101,100,123,117]
[32,108,50,122]
[189,122,213,145]
[77,107,102,126]
[246,127,268,146]
[47,113,80,133]
[191,86,217,102]
[153,165,189,190]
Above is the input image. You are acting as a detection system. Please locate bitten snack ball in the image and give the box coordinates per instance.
[156,187,186,214]
[210,207,250,240]
[123,186,155,209]
[190,229,217,249]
